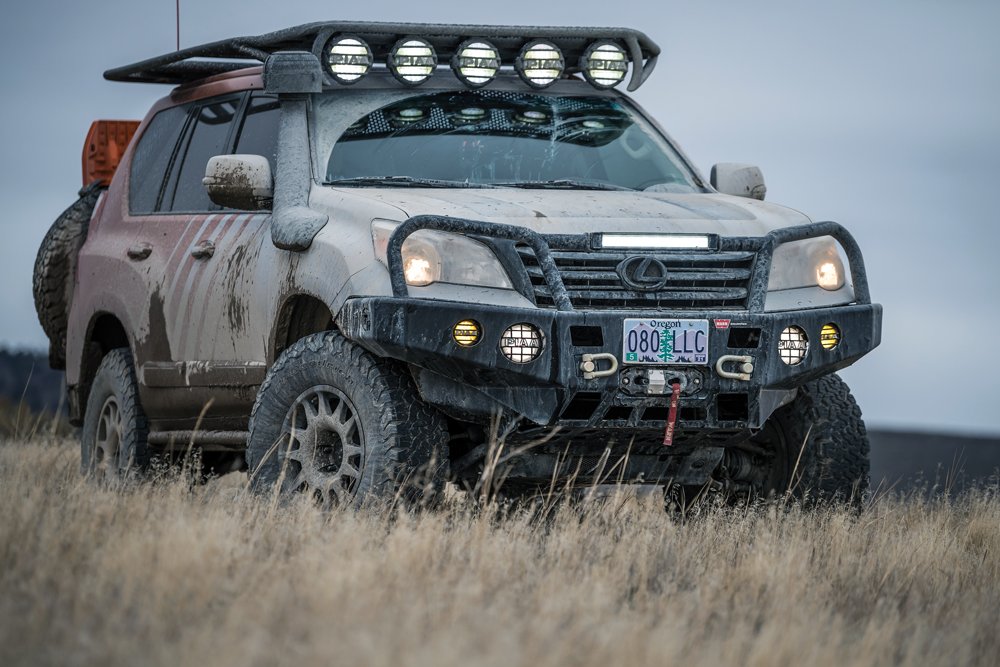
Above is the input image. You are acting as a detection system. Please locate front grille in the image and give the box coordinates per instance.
[516,245,756,310]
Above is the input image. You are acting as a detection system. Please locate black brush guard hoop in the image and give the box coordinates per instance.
[386,216,872,312]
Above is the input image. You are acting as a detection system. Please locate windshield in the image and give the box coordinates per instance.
[312,89,700,192]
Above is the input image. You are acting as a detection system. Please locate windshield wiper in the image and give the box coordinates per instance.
[323,176,494,189]
[494,179,632,191]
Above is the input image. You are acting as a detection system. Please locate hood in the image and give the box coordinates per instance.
[325,187,812,237]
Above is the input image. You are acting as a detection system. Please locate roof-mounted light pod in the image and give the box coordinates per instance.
[452,39,500,88]
[515,40,565,88]
[325,35,373,84]
[580,40,629,89]
[388,37,437,85]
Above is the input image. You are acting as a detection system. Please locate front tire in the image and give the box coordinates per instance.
[752,374,870,503]
[80,348,150,482]
[246,331,448,507]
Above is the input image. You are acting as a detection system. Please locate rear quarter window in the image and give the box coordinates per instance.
[128,106,188,214]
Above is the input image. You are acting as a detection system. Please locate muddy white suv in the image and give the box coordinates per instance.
[34,22,881,504]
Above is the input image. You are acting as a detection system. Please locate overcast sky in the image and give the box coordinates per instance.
[0,1,997,435]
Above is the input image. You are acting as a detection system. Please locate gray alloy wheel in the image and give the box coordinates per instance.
[246,331,448,507]
[279,385,365,508]
[80,348,149,482]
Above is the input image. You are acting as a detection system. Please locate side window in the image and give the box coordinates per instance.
[235,95,281,173]
[164,97,241,213]
[129,106,187,214]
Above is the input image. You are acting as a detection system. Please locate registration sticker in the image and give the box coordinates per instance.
[622,318,709,365]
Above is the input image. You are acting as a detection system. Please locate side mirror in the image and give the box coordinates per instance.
[710,163,767,201]
[203,155,273,211]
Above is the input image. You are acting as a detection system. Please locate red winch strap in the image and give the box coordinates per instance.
[663,381,682,447]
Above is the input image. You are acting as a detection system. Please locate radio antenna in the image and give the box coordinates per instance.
[175,0,180,51]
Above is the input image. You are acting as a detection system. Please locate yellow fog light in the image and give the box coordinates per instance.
[453,320,482,347]
[778,326,808,365]
[820,323,841,350]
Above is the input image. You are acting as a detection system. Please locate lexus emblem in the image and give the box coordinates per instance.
[617,256,670,291]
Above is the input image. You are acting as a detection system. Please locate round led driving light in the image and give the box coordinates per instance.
[581,40,628,89]
[452,39,500,88]
[388,37,437,85]
[820,323,841,350]
[326,36,373,84]
[516,40,565,88]
[778,326,809,366]
[453,320,482,347]
[500,323,544,364]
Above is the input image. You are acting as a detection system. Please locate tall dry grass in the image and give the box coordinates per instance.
[1,437,998,667]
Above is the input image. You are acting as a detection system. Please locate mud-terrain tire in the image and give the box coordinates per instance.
[32,182,104,369]
[246,331,448,507]
[755,373,869,503]
[80,348,150,482]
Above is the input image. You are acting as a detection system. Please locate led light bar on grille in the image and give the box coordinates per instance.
[600,234,711,249]
[325,35,373,84]
[581,40,629,89]
[516,40,565,88]
[388,37,437,85]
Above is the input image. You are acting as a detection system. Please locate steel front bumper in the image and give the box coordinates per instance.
[339,297,882,430]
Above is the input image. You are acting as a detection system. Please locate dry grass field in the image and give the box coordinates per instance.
[1,437,998,667]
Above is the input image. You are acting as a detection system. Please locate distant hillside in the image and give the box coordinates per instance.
[0,349,64,414]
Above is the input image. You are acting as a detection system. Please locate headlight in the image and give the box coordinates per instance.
[765,237,854,311]
[768,238,846,291]
[372,220,513,290]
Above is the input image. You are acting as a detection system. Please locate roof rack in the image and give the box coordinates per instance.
[103,21,660,91]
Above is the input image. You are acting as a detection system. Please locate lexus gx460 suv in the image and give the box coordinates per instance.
[33,22,882,504]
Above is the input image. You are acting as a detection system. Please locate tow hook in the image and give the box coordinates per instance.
[580,353,619,380]
[715,355,755,382]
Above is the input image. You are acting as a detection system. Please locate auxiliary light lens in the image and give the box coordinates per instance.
[500,323,544,363]
[581,40,628,89]
[453,320,482,347]
[388,37,437,85]
[326,36,373,84]
[778,326,809,365]
[516,40,565,88]
[452,39,500,88]
[820,323,841,350]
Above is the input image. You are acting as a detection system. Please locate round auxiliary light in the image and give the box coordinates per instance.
[778,326,809,366]
[325,35,373,84]
[515,40,565,88]
[453,320,482,347]
[453,107,487,124]
[500,323,544,364]
[515,109,549,124]
[388,37,437,86]
[452,39,501,88]
[580,40,629,89]
[820,323,841,351]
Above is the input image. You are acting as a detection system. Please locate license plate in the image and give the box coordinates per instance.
[622,318,709,365]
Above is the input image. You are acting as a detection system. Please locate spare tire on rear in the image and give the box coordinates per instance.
[32,182,104,369]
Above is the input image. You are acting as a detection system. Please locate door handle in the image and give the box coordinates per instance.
[190,240,215,260]
[126,243,152,261]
